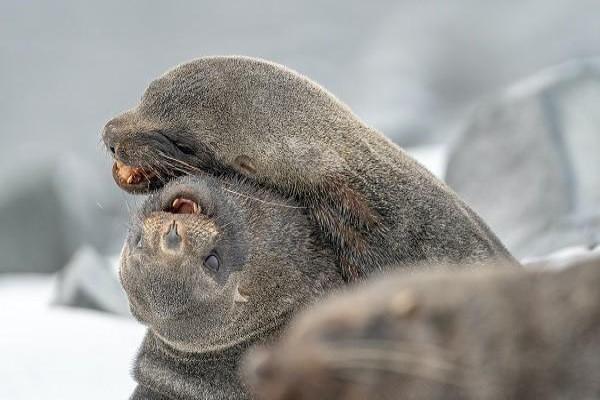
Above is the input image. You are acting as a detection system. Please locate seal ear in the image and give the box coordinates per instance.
[234,155,257,175]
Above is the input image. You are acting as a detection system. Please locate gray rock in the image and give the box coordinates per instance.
[53,246,130,316]
[446,59,600,259]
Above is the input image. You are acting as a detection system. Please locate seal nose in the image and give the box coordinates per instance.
[162,220,183,253]
[103,120,119,154]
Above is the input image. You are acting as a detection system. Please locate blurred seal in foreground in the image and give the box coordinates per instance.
[121,175,344,399]
[103,56,518,281]
[243,253,600,400]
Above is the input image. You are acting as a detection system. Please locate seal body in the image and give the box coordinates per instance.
[243,256,600,400]
[121,175,343,399]
[103,56,518,280]
[130,333,248,400]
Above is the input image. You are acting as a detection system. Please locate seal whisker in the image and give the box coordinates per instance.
[159,160,192,177]
[157,151,204,175]
[221,187,306,209]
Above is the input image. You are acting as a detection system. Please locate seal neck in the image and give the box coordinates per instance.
[132,330,272,399]
[151,329,252,363]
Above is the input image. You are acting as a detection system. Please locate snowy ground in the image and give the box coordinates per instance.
[0,275,144,399]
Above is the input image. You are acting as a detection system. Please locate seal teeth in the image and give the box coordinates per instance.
[170,197,200,214]
[114,161,149,187]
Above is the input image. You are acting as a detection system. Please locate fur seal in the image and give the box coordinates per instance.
[121,174,343,399]
[243,255,600,400]
[103,56,518,280]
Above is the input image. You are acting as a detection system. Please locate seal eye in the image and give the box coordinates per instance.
[204,254,220,272]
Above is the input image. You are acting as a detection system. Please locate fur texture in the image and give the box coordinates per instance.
[121,175,343,399]
[243,256,600,400]
[103,56,518,281]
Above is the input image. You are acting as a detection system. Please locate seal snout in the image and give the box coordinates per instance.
[103,116,166,194]
[157,196,203,255]
[113,160,153,186]
[163,220,182,252]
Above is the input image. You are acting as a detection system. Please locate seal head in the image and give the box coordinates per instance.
[121,174,342,353]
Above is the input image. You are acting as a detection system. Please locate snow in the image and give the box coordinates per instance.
[0,275,145,399]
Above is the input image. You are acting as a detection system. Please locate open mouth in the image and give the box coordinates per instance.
[166,196,200,215]
[112,160,163,193]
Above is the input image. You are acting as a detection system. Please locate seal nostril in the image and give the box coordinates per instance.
[164,221,182,250]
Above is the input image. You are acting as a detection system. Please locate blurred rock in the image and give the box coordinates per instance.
[53,246,130,316]
[446,59,600,259]
[0,149,129,273]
